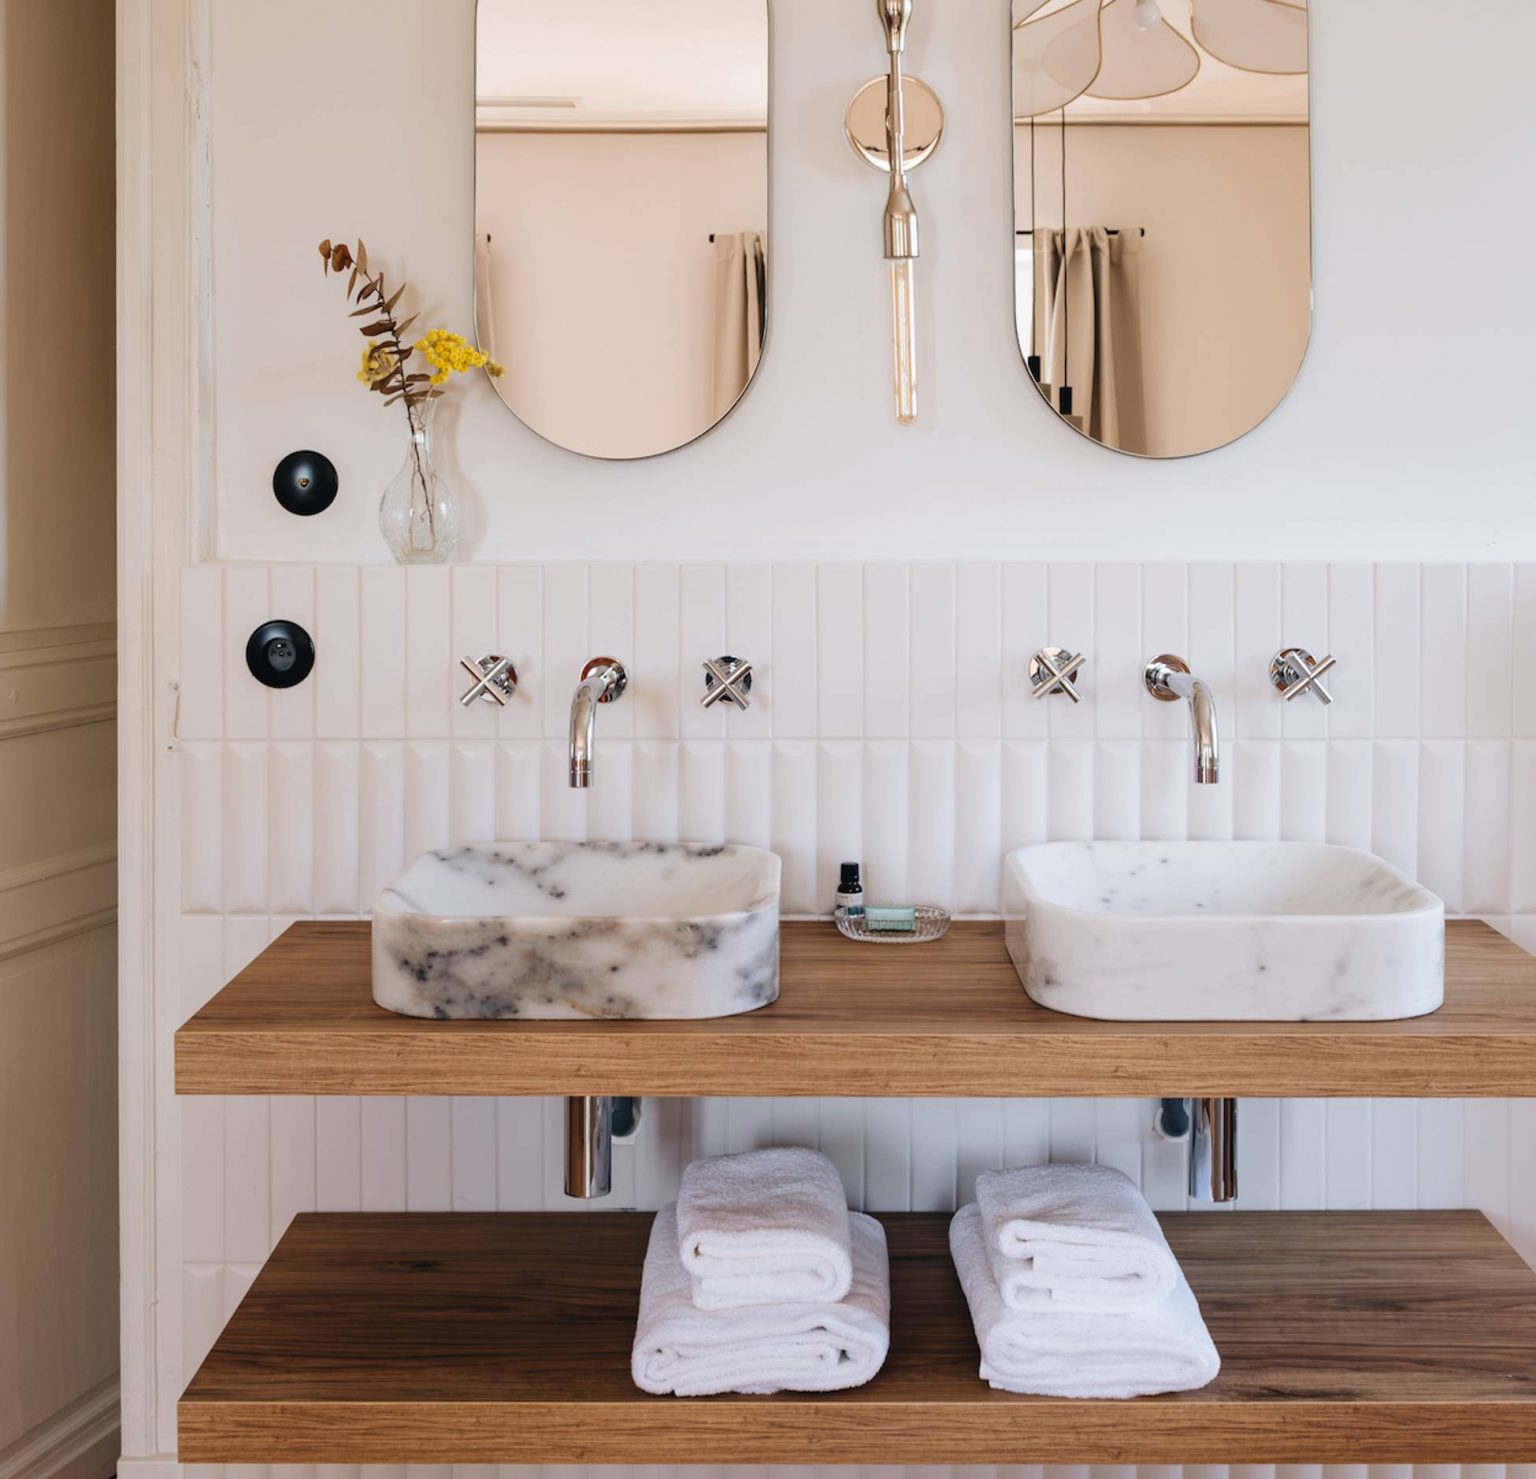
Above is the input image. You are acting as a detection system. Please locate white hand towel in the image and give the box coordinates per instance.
[633,1203,891,1396]
[950,1203,1219,1399]
[975,1163,1179,1313]
[676,1147,854,1309]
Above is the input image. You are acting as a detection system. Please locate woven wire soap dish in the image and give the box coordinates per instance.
[834,905,952,944]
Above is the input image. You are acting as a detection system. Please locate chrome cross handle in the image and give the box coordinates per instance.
[1269,647,1336,705]
[459,654,518,707]
[701,655,754,711]
[1029,646,1084,703]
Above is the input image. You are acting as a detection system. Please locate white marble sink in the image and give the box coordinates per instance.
[372,841,781,1020]
[1003,842,1444,1021]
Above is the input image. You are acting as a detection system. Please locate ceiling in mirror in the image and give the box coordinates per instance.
[475,0,768,460]
[1012,0,1310,458]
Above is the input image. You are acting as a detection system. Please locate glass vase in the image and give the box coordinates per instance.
[379,398,459,565]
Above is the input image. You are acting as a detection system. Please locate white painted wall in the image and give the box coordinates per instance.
[209,0,1535,565]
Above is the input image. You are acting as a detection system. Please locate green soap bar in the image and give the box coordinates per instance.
[864,905,917,932]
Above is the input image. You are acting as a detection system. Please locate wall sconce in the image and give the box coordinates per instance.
[845,0,944,425]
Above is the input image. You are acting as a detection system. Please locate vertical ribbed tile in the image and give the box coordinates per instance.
[585,740,633,842]
[1464,1099,1511,1236]
[406,1099,452,1211]
[816,564,864,739]
[1417,1099,1466,1210]
[314,565,361,741]
[863,564,910,739]
[1326,563,1375,740]
[496,1099,547,1210]
[180,918,225,1260]
[1140,563,1188,741]
[1515,567,1536,736]
[1093,1098,1143,1185]
[908,741,957,909]
[1467,564,1514,736]
[1002,562,1049,740]
[1374,564,1421,737]
[863,741,911,903]
[819,1099,866,1209]
[725,741,772,848]
[1512,1097,1536,1267]
[178,567,224,739]
[1187,753,1234,841]
[910,1101,958,1211]
[1093,741,1140,841]
[1046,742,1093,841]
[1233,563,1282,740]
[956,564,1002,739]
[1236,1099,1280,1210]
[450,566,500,740]
[223,1081,270,1265]
[449,741,496,846]
[1188,564,1236,746]
[1004,1099,1051,1170]
[1324,740,1374,851]
[1279,742,1328,843]
[954,741,1003,914]
[270,1095,317,1243]
[679,742,727,844]
[404,741,451,858]
[956,1100,1006,1199]
[180,743,224,913]
[541,564,588,740]
[1418,740,1467,910]
[224,565,272,739]
[1001,741,1048,854]
[269,566,316,739]
[770,565,817,738]
[315,1095,361,1211]
[1049,1100,1096,1164]
[1324,1099,1372,1210]
[495,565,543,739]
[910,565,957,740]
[360,1096,406,1210]
[771,741,817,913]
[1142,1115,1191,1211]
[1371,1099,1418,1207]
[816,742,862,909]
[1420,564,1468,739]
[864,1099,912,1211]
[1463,740,1512,915]
[540,739,588,843]
[1511,744,1536,914]
[1279,1100,1326,1208]
[1046,563,1094,739]
[357,743,405,905]
[359,567,407,738]
[1370,740,1420,878]
[588,564,635,740]
[680,565,728,741]
[1094,563,1142,740]
[268,742,315,915]
[1139,742,1188,842]
[181,1266,225,1388]
[724,563,773,740]
[1280,564,1329,740]
[632,741,679,843]
[222,742,269,914]
[1233,741,1281,840]
[494,741,542,841]
[451,1099,498,1212]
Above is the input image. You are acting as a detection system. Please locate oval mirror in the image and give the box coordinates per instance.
[474,0,769,460]
[1011,0,1311,458]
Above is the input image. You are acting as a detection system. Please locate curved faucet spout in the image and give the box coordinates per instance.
[1145,656,1220,784]
[569,659,627,789]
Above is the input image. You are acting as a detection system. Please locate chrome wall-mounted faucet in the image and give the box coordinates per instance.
[569,657,627,788]
[1144,653,1220,784]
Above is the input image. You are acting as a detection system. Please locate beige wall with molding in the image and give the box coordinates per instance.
[0,1,118,1476]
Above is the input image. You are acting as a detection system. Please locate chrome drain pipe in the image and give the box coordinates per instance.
[564,1095,613,1199]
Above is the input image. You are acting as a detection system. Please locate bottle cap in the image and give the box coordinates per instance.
[839,861,862,891]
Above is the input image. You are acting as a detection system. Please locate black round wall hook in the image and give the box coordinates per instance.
[246,620,315,689]
[272,450,339,516]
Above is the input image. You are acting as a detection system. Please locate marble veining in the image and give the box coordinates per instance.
[372,841,781,1020]
[1003,841,1445,1022]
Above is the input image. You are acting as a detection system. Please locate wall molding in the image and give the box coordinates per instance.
[0,1378,119,1479]
[0,625,116,740]
[0,841,118,964]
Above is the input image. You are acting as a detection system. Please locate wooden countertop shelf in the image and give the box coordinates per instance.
[178,1209,1536,1466]
[175,919,1536,1097]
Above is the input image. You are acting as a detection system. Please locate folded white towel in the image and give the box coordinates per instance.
[633,1203,891,1396]
[676,1147,854,1309]
[975,1163,1179,1313]
[950,1203,1220,1399]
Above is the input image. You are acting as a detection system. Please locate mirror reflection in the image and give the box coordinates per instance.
[1012,0,1311,458]
[475,1,768,460]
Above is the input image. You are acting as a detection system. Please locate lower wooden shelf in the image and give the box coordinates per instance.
[178,1209,1536,1465]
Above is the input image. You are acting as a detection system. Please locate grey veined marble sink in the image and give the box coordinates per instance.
[1003,841,1445,1022]
[372,841,781,1020]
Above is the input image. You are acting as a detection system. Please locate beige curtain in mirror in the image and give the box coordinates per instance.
[1033,227,1147,454]
[711,231,766,419]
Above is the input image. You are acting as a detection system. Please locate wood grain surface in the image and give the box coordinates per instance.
[177,1209,1536,1465]
[175,919,1536,1096]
